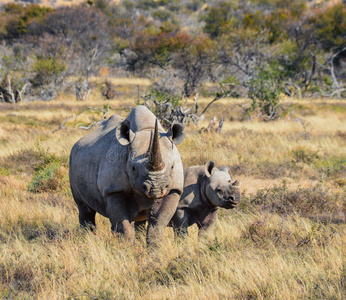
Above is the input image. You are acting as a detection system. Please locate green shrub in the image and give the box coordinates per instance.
[309,3,346,51]
[4,3,25,14]
[201,2,237,39]
[27,161,62,193]
[243,71,283,121]
[26,143,69,193]
[314,156,346,178]
[289,147,345,178]
[30,57,66,87]
[152,10,175,22]
[0,168,11,176]
[289,146,320,164]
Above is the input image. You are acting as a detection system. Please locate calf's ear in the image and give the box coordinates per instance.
[205,161,215,177]
[167,123,185,145]
[115,120,135,145]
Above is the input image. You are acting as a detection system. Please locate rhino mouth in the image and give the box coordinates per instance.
[222,198,238,208]
[142,183,169,199]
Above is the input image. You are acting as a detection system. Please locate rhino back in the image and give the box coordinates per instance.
[69,115,123,215]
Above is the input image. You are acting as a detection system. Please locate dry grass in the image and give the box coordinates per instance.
[0,85,345,299]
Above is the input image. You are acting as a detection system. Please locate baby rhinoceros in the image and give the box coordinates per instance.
[170,161,240,237]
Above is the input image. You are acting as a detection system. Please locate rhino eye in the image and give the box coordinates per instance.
[132,166,136,172]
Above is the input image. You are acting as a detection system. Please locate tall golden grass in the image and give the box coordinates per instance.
[0,86,345,299]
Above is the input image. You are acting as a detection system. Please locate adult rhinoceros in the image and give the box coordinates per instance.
[69,105,185,245]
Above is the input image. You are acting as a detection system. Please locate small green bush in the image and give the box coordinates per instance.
[242,71,284,121]
[0,168,11,176]
[314,156,346,178]
[30,57,66,87]
[28,161,63,193]
[27,142,68,193]
[289,146,320,164]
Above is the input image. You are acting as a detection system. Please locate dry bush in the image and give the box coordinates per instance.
[102,80,117,100]
[0,148,44,175]
[242,181,345,224]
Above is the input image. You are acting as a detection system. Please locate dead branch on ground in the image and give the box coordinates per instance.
[52,105,133,133]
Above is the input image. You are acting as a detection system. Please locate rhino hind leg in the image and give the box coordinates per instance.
[106,194,135,242]
[77,202,97,231]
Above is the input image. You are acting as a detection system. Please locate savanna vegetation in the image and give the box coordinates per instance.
[0,0,345,105]
[0,0,345,299]
[0,79,345,298]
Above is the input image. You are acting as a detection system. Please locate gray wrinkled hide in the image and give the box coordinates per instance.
[170,161,240,237]
[69,106,184,245]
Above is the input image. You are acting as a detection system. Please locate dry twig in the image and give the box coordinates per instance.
[53,105,133,133]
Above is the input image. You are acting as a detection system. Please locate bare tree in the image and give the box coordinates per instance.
[173,33,216,97]
[217,29,268,83]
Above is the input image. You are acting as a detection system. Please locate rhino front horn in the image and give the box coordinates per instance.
[146,119,165,172]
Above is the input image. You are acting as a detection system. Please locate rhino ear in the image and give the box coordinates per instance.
[115,120,135,146]
[167,123,185,145]
[205,161,215,177]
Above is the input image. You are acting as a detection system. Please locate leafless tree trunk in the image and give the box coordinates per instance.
[330,47,346,98]
[0,76,27,103]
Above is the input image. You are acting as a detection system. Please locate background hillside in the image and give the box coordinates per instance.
[0,0,345,103]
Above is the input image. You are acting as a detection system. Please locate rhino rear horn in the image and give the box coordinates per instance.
[167,123,185,145]
[146,119,165,172]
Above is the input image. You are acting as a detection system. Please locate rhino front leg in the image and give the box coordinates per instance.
[147,191,180,246]
[198,209,218,238]
[106,193,135,242]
